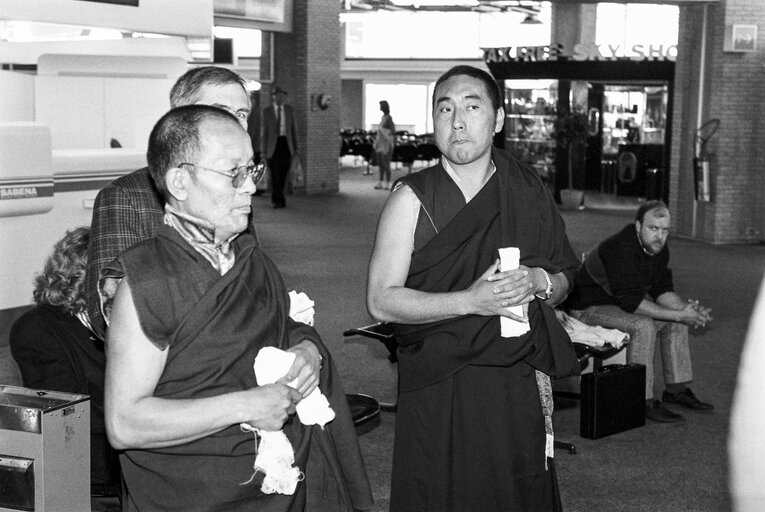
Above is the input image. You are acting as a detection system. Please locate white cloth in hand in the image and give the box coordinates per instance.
[288,290,315,326]
[498,247,530,338]
[253,347,335,428]
[239,346,334,495]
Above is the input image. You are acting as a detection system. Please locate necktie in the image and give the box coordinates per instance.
[276,106,282,135]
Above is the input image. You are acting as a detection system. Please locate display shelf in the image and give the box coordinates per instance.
[502,84,558,184]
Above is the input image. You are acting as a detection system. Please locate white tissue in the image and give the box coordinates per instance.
[288,290,315,326]
[239,346,335,495]
[253,347,335,428]
[498,247,530,338]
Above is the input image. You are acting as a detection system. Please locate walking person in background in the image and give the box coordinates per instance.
[261,85,298,208]
[373,100,395,190]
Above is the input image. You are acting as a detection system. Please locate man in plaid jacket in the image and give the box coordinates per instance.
[85,66,253,339]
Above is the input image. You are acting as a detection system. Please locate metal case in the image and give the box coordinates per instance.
[0,385,90,512]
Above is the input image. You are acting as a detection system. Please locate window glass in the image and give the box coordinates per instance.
[596,3,678,57]
[365,83,430,134]
[213,26,262,57]
[343,7,550,59]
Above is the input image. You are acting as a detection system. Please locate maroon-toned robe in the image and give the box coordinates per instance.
[389,148,580,512]
[118,226,372,512]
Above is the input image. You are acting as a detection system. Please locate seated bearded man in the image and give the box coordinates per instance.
[104,105,372,512]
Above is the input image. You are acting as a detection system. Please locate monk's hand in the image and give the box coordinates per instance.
[466,260,532,318]
[244,383,302,431]
[488,261,538,304]
[280,340,321,398]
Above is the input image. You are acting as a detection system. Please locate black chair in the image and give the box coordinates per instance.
[392,144,418,174]
[344,321,627,452]
[346,393,381,427]
[354,142,375,174]
[416,142,441,166]
[343,322,397,412]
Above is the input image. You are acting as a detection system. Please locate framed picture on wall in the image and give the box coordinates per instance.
[731,25,757,52]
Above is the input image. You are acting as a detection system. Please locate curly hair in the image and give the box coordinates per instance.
[33,227,90,315]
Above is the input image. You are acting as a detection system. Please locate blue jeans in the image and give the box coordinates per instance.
[569,305,693,400]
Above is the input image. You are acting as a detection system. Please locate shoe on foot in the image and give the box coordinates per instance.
[645,400,685,423]
[374,182,384,189]
[662,388,714,411]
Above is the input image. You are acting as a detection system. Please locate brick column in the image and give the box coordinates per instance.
[672,0,765,243]
[261,0,342,195]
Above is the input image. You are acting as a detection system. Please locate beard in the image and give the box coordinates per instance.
[642,239,665,255]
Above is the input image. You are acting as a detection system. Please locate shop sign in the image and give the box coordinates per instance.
[0,186,39,200]
[572,43,677,61]
[483,43,677,63]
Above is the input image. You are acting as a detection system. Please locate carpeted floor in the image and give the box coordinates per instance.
[2,159,762,511]
[251,162,763,512]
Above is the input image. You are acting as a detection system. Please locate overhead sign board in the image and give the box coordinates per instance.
[213,0,294,33]
[76,0,139,6]
[548,0,716,3]
[483,43,677,63]
[0,0,213,38]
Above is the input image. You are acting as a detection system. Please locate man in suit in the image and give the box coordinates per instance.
[260,85,298,209]
[85,66,252,340]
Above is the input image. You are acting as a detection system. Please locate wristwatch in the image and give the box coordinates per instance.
[536,268,553,301]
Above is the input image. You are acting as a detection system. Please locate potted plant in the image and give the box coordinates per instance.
[554,108,589,209]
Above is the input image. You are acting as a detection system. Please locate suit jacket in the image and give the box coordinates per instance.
[85,167,164,339]
[260,103,298,158]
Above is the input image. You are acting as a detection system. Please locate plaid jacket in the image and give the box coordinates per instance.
[85,167,164,339]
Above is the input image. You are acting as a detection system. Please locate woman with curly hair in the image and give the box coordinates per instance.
[10,227,121,511]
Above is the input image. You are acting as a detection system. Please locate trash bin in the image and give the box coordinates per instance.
[645,167,662,200]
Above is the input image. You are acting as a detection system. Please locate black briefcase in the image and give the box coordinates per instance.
[580,363,646,439]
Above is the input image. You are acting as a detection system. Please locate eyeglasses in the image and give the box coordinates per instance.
[179,162,265,188]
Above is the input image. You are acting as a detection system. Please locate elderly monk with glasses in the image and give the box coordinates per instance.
[104,105,372,512]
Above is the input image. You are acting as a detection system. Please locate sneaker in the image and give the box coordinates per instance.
[662,388,714,411]
[645,400,685,423]
[374,182,384,190]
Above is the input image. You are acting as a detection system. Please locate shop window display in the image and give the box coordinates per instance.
[504,81,558,187]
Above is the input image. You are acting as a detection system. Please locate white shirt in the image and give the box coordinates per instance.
[275,105,286,136]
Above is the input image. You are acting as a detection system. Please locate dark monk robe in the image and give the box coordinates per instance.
[389,147,580,512]
[118,226,372,512]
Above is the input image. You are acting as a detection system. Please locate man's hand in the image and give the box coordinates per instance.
[464,260,536,321]
[279,340,321,397]
[677,300,713,328]
[241,384,302,432]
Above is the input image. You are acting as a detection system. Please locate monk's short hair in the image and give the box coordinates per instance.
[433,65,502,112]
[147,105,240,199]
[169,66,248,108]
[636,200,669,222]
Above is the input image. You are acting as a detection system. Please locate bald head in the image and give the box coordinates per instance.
[147,105,244,200]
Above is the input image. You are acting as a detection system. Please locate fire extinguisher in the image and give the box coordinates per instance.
[693,151,711,202]
[693,119,719,203]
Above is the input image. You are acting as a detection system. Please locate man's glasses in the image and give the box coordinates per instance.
[179,162,265,188]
